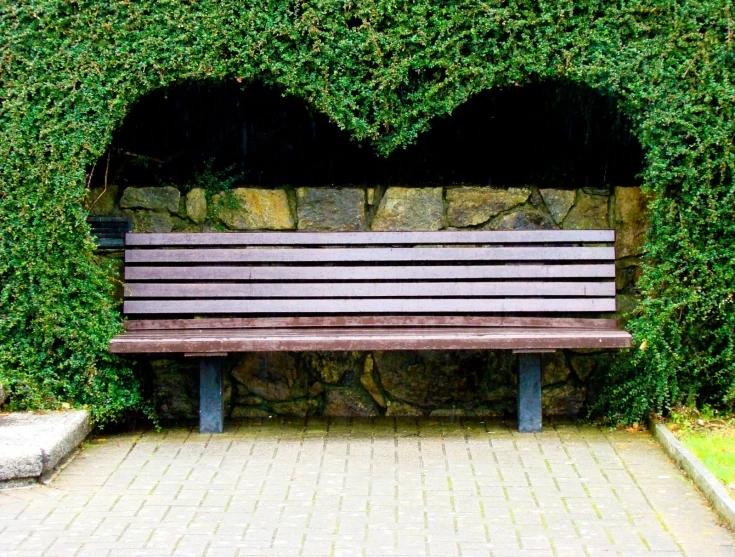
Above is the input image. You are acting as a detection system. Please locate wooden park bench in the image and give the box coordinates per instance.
[109,230,631,433]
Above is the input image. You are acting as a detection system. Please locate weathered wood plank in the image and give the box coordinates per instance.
[123,297,616,314]
[126,246,615,263]
[124,281,616,299]
[109,326,632,353]
[125,264,617,281]
[124,316,621,331]
[125,230,615,246]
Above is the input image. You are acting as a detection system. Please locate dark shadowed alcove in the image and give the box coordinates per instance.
[93,80,642,189]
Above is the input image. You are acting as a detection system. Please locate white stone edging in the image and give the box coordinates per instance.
[0,410,92,487]
[650,419,735,529]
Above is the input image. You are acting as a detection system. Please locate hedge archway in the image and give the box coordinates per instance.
[1,1,733,424]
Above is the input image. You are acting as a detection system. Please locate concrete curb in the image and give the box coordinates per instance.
[0,410,92,487]
[650,419,735,529]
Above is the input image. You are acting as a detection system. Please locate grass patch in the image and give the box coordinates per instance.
[670,407,735,488]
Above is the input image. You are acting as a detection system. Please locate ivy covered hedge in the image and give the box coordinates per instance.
[0,0,733,425]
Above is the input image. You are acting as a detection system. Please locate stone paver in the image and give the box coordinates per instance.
[0,419,733,556]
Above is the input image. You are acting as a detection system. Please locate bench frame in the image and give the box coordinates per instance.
[190,351,540,434]
[110,230,631,433]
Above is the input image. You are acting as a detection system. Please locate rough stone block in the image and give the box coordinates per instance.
[616,293,641,325]
[447,186,531,227]
[151,359,199,420]
[542,352,571,386]
[569,355,598,381]
[120,186,180,212]
[86,184,119,216]
[186,188,208,224]
[539,188,575,224]
[296,187,366,231]
[374,350,484,406]
[614,186,649,258]
[125,210,173,233]
[385,400,424,416]
[324,388,379,417]
[271,399,320,416]
[0,383,6,406]
[485,385,517,404]
[214,188,294,230]
[231,352,306,401]
[542,382,586,416]
[360,355,386,407]
[301,351,362,384]
[562,190,610,229]
[485,206,556,230]
[370,187,444,230]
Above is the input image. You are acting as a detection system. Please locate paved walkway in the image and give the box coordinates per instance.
[0,419,733,556]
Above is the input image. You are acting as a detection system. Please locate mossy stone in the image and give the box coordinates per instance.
[539,188,575,224]
[120,186,180,212]
[296,187,366,231]
[150,359,199,420]
[125,210,173,233]
[231,352,306,401]
[360,355,386,408]
[214,188,295,230]
[542,382,586,416]
[542,352,571,386]
[446,186,532,227]
[271,399,320,416]
[614,186,650,258]
[324,388,379,417]
[485,206,556,230]
[370,187,444,231]
[186,188,208,224]
[430,408,466,417]
[562,190,609,229]
[301,351,362,385]
[86,184,119,216]
[385,400,424,416]
[374,350,484,406]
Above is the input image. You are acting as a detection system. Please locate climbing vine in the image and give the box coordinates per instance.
[0,0,733,424]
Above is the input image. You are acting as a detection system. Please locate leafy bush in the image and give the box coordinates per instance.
[0,0,733,424]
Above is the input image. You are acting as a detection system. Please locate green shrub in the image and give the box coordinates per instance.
[1,0,733,425]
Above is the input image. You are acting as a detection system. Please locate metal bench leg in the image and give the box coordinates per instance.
[518,353,542,433]
[200,357,224,434]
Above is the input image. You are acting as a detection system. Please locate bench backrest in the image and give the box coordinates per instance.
[122,230,617,321]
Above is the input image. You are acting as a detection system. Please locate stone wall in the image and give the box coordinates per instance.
[88,184,648,420]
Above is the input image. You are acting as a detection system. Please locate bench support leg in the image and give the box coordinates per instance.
[199,357,224,434]
[518,353,542,433]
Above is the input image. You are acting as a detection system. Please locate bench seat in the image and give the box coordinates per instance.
[110,325,631,353]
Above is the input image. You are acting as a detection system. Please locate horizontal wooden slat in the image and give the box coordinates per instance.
[109,326,632,353]
[124,281,616,299]
[123,298,615,314]
[125,264,616,281]
[124,316,621,331]
[125,230,615,246]
[126,247,615,264]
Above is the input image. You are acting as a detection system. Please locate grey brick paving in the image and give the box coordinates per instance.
[0,419,734,556]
